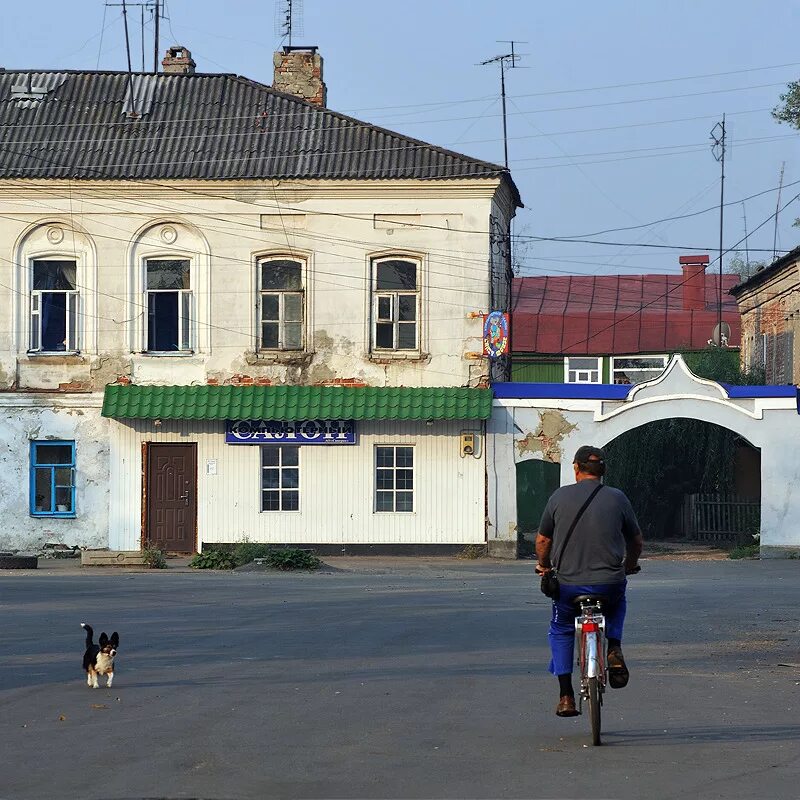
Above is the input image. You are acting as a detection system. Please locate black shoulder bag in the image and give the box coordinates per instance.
[540,483,603,600]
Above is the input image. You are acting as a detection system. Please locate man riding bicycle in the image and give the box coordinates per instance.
[535,445,643,717]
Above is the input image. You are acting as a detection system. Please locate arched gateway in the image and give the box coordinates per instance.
[487,355,800,558]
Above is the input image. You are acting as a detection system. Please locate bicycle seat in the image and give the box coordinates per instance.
[572,594,607,609]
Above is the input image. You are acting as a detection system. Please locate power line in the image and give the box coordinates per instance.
[560,191,800,350]
[556,177,800,239]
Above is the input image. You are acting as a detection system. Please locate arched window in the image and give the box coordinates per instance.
[145,258,192,352]
[30,259,79,352]
[258,256,304,351]
[371,257,420,352]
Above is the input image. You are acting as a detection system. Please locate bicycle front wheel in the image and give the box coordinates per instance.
[588,676,602,746]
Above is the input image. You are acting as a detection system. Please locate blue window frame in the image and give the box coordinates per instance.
[30,441,76,517]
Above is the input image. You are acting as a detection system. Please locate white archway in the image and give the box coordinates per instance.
[488,355,800,558]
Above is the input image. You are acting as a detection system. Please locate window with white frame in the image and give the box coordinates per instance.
[145,259,192,352]
[259,257,304,350]
[372,257,419,351]
[375,445,414,512]
[30,260,79,352]
[261,445,300,511]
[30,440,76,517]
[565,356,602,383]
[611,355,668,385]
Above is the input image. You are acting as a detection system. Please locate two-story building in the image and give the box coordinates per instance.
[0,46,520,555]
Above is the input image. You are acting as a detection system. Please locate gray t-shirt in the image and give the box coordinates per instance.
[538,479,641,585]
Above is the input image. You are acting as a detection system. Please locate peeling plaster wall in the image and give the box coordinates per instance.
[0,180,505,391]
[0,396,109,551]
[488,395,800,554]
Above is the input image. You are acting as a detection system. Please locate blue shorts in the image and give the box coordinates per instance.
[548,580,627,676]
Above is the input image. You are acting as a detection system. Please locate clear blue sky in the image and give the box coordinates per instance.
[3,0,798,277]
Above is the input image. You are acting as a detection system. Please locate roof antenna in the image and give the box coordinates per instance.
[479,41,525,169]
[276,0,304,48]
[772,161,786,262]
[121,0,138,116]
[105,2,159,73]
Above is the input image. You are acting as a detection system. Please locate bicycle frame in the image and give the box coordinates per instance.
[575,599,606,709]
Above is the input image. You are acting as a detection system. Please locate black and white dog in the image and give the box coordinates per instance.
[81,623,119,689]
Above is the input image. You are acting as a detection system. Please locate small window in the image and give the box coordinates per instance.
[261,445,300,511]
[372,258,419,351]
[145,259,192,352]
[565,357,602,384]
[30,260,79,352]
[611,355,668,385]
[375,445,414,512]
[259,257,304,350]
[30,441,76,517]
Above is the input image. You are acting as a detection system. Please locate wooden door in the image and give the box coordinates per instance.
[145,443,197,553]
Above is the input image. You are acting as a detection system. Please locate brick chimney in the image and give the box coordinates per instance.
[679,254,709,311]
[272,46,326,106]
[162,46,196,75]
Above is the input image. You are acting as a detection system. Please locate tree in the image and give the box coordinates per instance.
[773,81,800,129]
[725,252,767,282]
[773,84,800,227]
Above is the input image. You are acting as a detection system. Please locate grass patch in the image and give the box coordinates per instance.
[191,544,322,571]
[141,546,168,569]
[256,547,321,571]
[728,542,760,560]
[189,550,237,570]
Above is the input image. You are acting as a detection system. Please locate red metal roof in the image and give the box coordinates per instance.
[512,271,741,354]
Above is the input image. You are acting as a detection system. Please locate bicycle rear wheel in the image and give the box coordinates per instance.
[588,676,602,745]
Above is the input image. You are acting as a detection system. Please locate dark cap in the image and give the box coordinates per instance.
[573,445,606,465]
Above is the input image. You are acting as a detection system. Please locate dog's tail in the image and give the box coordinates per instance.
[81,622,93,647]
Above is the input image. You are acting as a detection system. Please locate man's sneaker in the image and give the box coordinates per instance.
[607,647,630,689]
[556,695,580,717]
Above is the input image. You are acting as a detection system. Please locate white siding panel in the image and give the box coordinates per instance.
[109,419,485,548]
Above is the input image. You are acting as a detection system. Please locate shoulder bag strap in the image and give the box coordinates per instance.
[553,483,603,571]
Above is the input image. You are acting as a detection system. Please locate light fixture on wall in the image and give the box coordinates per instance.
[153,419,162,427]
[426,419,434,427]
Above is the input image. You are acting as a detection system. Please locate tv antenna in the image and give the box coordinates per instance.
[479,40,525,168]
[709,114,726,346]
[773,161,786,262]
[276,0,304,47]
[104,1,163,72]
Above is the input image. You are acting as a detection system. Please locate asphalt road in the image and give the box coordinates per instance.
[1,558,799,800]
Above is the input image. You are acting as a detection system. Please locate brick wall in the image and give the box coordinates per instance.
[736,259,800,385]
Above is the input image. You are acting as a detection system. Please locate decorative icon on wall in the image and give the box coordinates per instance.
[483,311,510,358]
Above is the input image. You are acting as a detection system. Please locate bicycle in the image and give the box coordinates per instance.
[573,565,641,747]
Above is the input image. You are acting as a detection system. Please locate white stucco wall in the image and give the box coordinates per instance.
[0,178,514,392]
[488,358,800,556]
[108,418,485,550]
[0,394,108,551]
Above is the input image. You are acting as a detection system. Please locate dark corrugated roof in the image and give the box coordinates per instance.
[0,69,520,202]
[512,272,741,354]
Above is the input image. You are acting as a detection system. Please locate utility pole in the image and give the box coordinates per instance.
[479,41,524,169]
[710,115,726,345]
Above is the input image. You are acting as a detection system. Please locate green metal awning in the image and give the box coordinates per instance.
[101,384,493,421]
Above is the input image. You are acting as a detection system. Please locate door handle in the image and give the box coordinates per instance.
[179,492,189,506]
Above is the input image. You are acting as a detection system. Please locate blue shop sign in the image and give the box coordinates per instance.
[225,419,356,445]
